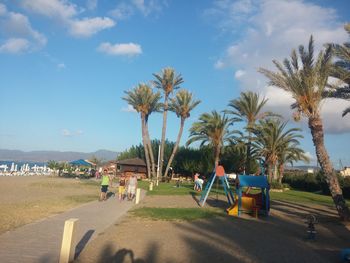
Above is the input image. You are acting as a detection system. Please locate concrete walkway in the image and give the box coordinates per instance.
[0,190,146,263]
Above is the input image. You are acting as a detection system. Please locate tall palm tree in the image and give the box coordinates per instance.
[152,68,184,178]
[164,89,201,177]
[277,142,309,184]
[251,119,303,183]
[225,91,274,174]
[327,23,350,116]
[259,36,350,220]
[186,111,238,168]
[123,84,162,178]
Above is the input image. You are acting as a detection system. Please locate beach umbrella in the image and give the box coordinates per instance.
[10,163,15,172]
[14,164,18,172]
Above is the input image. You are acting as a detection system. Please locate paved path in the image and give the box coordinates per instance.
[0,190,146,263]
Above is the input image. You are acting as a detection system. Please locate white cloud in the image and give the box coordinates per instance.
[97,42,142,56]
[110,3,135,20]
[86,0,98,11]
[122,105,137,113]
[57,63,66,69]
[110,0,167,20]
[22,0,78,21]
[234,69,245,79]
[62,129,83,137]
[208,0,349,133]
[0,4,47,53]
[0,38,29,53]
[21,0,115,38]
[69,17,115,37]
[214,60,225,69]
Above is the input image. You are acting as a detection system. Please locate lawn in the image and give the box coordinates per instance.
[138,180,346,208]
[0,176,99,234]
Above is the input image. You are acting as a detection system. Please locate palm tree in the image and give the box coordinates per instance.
[164,89,201,177]
[251,119,303,183]
[259,36,350,220]
[123,84,162,178]
[152,68,184,178]
[186,111,238,168]
[225,91,274,174]
[327,23,350,116]
[277,142,309,184]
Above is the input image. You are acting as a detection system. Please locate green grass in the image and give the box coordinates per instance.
[131,207,224,221]
[138,181,200,196]
[270,189,338,207]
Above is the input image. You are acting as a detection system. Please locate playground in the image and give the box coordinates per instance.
[75,166,350,263]
[75,194,349,263]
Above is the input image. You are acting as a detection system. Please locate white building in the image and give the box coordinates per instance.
[340,167,350,177]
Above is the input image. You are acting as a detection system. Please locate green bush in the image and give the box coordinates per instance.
[283,171,350,198]
[270,181,284,189]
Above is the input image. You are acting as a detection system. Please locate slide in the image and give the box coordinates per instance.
[227,196,256,216]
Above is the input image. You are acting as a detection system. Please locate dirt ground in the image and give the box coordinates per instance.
[75,194,350,263]
[0,176,99,233]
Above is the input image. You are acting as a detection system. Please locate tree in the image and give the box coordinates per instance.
[186,111,238,168]
[47,160,60,176]
[250,119,303,183]
[277,142,309,184]
[123,84,162,178]
[152,68,184,178]
[164,89,201,177]
[259,36,350,220]
[225,91,274,174]
[327,23,350,116]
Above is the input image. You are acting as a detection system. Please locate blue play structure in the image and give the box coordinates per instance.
[199,165,235,207]
[232,174,270,216]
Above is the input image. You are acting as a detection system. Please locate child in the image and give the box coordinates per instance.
[118,175,126,201]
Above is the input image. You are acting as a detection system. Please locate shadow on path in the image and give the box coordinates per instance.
[75,229,95,259]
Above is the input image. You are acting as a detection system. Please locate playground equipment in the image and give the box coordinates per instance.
[227,174,270,217]
[199,166,235,207]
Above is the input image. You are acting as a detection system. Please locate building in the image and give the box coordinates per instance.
[116,158,147,179]
[340,167,350,177]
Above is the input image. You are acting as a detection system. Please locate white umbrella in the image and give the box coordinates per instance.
[14,164,18,172]
[10,163,15,172]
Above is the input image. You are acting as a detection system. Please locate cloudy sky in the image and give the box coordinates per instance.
[0,0,349,167]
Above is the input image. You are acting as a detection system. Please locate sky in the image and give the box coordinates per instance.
[0,0,349,168]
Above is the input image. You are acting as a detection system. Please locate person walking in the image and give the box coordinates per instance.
[99,169,110,201]
[127,174,138,201]
[118,174,127,201]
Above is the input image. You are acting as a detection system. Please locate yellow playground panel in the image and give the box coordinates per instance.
[227,196,257,216]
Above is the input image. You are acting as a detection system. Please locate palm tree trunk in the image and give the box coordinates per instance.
[144,119,156,179]
[309,116,350,220]
[278,163,284,184]
[141,116,151,178]
[159,94,169,179]
[214,144,221,168]
[266,162,273,183]
[246,131,252,174]
[164,118,184,178]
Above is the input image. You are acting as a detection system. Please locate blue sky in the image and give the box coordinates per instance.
[0,0,349,168]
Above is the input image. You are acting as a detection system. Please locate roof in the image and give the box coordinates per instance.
[237,175,269,188]
[69,159,94,166]
[116,158,146,166]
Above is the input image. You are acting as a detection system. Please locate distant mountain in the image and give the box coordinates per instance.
[0,149,119,162]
